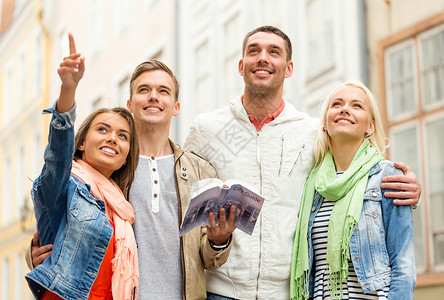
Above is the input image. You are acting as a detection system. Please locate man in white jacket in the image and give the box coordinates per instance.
[184,25,421,300]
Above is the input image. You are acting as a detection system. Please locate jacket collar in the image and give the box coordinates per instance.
[169,139,184,163]
[368,161,382,177]
[229,95,309,127]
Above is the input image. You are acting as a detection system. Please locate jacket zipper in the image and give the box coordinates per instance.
[289,144,305,176]
[256,131,262,297]
[278,134,284,176]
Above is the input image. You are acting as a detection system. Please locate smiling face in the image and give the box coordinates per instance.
[127,69,180,127]
[324,86,374,144]
[78,112,131,178]
[239,32,293,96]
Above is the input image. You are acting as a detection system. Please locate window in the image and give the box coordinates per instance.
[420,25,444,110]
[382,19,444,276]
[3,63,13,125]
[195,40,211,114]
[2,156,12,226]
[33,31,43,96]
[117,76,130,107]
[390,124,426,270]
[18,46,27,109]
[425,116,444,265]
[306,0,334,79]
[2,259,9,299]
[385,41,418,121]
[59,28,69,61]
[14,255,22,300]
[89,0,104,56]
[32,132,42,180]
[16,145,26,220]
[114,0,132,36]
[223,14,242,102]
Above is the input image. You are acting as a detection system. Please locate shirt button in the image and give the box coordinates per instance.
[372,191,377,197]
[154,180,158,184]
[311,206,316,212]
[153,193,158,198]
[55,121,62,128]
[182,167,187,171]
[152,168,156,172]
[151,156,155,160]
[182,173,187,177]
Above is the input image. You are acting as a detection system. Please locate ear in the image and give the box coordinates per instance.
[323,123,327,131]
[238,59,244,76]
[285,61,294,78]
[366,121,375,135]
[78,143,85,151]
[172,101,180,117]
[126,99,133,113]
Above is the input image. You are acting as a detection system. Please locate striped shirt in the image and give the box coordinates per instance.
[311,199,390,299]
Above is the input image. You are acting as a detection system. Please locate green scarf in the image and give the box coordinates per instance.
[290,141,383,300]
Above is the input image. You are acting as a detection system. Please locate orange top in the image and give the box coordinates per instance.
[42,223,115,300]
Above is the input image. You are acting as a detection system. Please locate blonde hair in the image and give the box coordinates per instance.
[313,80,385,167]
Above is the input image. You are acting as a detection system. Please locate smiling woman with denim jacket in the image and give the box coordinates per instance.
[291,80,415,300]
[25,33,140,300]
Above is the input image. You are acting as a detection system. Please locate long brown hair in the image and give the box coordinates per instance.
[74,107,139,197]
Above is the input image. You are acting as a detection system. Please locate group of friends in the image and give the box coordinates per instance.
[24,26,419,300]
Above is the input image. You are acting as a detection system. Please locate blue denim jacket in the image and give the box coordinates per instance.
[306,160,416,299]
[25,106,114,300]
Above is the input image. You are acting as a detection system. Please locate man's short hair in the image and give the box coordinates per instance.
[242,25,292,61]
[129,59,180,101]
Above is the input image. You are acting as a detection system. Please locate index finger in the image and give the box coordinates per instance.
[383,175,415,184]
[33,244,53,257]
[68,32,76,54]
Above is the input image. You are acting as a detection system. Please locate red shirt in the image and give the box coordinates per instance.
[42,223,115,300]
[242,96,285,131]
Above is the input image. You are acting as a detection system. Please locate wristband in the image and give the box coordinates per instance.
[209,235,231,251]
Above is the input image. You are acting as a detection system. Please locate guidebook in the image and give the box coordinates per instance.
[179,178,265,236]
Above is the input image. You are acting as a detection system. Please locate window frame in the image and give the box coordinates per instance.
[378,11,444,287]
[418,23,444,112]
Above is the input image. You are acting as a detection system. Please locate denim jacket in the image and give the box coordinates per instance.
[306,160,416,299]
[25,106,114,300]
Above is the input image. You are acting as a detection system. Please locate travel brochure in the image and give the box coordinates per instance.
[179,178,265,236]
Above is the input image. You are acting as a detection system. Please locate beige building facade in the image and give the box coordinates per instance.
[0,0,48,299]
[366,0,444,299]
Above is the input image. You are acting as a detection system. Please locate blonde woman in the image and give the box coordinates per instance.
[291,80,415,299]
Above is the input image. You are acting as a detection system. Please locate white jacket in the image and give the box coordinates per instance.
[184,96,319,299]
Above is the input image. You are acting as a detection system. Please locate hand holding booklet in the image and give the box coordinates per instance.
[179,178,265,236]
